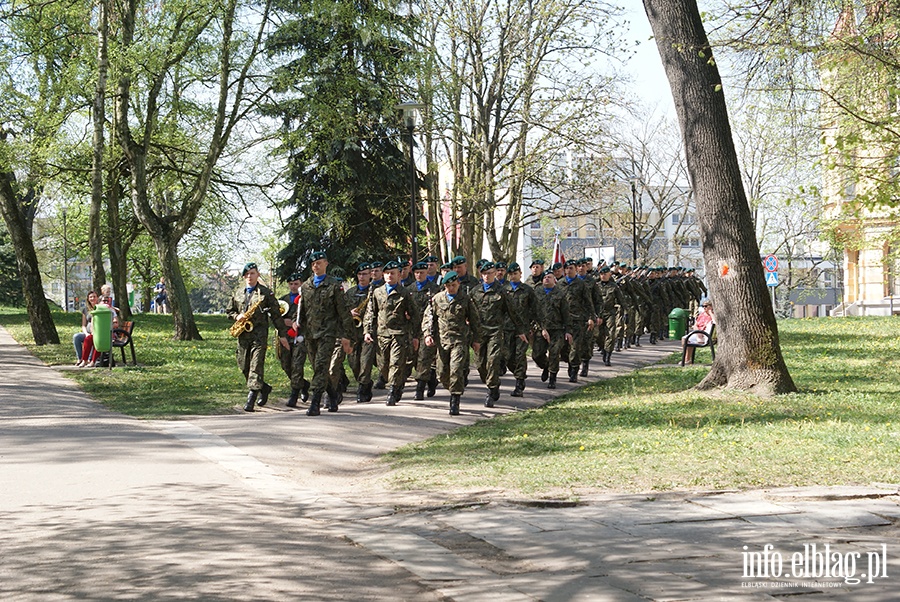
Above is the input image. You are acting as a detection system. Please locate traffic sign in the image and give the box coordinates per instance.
[763,255,778,272]
[765,272,779,287]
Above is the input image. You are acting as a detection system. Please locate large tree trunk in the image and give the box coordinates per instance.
[106,160,133,321]
[0,176,60,345]
[89,0,109,293]
[643,0,795,395]
[155,232,201,340]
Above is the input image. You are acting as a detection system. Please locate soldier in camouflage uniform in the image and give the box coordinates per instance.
[423,271,482,415]
[346,263,376,403]
[529,259,546,287]
[454,255,478,293]
[577,258,600,377]
[280,272,310,408]
[406,261,440,400]
[595,265,626,366]
[532,272,573,389]
[227,262,289,412]
[470,262,527,407]
[558,259,595,383]
[364,260,421,406]
[296,251,354,416]
[502,263,537,397]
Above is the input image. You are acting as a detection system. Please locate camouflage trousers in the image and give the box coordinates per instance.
[348,336,376,385]
[377,333,409,390]
[411,332,437,381]
[532,330,566,375]
[236,331,268,391]
[278,338,308,391]
[436,338,469,395]
[306,336,341,396]
[504,331,530,380]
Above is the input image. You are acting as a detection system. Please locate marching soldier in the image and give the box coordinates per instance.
[558,259,595,383]
[577,257,600,377]
[470,262,527,407]
[529,259,546,286]
[280,273,310,408]
[296,251,354,415]
[596,265,626,366]
[346,263,376,403]
[406,261,440,400]
[422,271,482,415]
[454,255,478,293]
[399,256,414,287]
[502,263,536,397]
[227,262,290,412]
[364,260,421,406]
[532,272,573,389]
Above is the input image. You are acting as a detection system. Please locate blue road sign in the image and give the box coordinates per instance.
[765,272,779,287]
[764,255,778,272]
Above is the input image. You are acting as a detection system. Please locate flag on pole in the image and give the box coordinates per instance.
[552,233,565,266]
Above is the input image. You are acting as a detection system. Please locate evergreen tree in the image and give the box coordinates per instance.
[265,0,418,275]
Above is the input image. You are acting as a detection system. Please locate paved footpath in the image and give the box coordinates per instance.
[1,325,898,601]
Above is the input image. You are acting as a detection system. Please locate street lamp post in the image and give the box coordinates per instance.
[62,208,69,312]
[396,101,425,264]
[630,180,639,263]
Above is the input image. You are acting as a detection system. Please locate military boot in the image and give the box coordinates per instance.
[580,360,589,377]
[541,367,549,382]
[548,373,557,389]
[257,382,272,407]
[307,392,322,416]
[568,365,578,383]
[386,386,398,406]
[374,375,386,390]
[427,369,438,397]
[414,380,427,400]
[484,389,494,408]
[511,378,525,397]
[325,386,339,412]
[649,332,657,345]
[244,390,258,412]
[615,339,622,352]
[357,383,369,403]
[300,380,310,402]
[603,350,612,367]
[285,388,300,408]
[449,394,461,416]
[634,335,642,347]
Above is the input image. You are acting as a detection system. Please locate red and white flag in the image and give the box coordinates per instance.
[552,233,565,266]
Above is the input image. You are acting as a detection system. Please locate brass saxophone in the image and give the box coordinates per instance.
[230,293,265,337]
[351,295,369,327]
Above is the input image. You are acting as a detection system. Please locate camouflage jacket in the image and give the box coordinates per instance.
[534,285,570,333]
[502,281,537,333]
[405,279,440,336]
[364,284,421,338]
[558,275,596,320]
[345,284,372,338]
[423,289,482,343]
[470,282,526,337]
[227,283,288,340]
[298,275,354,340]
[595,279,626,317]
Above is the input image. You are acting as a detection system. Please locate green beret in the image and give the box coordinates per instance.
[452,255,466,265]
[424,255,440,263]
[475,259,487,269]
[442,271,459,285]
[508,262,521,272]
[383,260,402,270]
[440,262,453,270]
[413,261,428,271]
[480,261,495,272]
[288,272,302,282]
[599,266,611,273]
[310,251,327,262]
[564,259,577,267]
[495,261,507,270]
[369,261,383,268]
[355,262,370,273]
[551,262,563,271]
[242,262,258,276]
[530,259,544,267]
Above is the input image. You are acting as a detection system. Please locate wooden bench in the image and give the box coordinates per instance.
[680,323,715,366]
[111,321,137,366]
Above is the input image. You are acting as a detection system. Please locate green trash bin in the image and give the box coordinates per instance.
[668,308,688,340]
[91,304,114,353]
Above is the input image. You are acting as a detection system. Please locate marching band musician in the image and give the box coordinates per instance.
[228,262,290,412]
[280,273,310,408]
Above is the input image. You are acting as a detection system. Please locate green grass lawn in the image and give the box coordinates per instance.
[3,308,899,495]
[384,316,900,496]
[1,308,259,416]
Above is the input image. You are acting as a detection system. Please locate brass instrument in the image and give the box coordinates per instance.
[230,293,265,337]
[278,299,290,316]
[351,295,368,327]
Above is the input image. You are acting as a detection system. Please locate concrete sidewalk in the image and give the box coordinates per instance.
[1,325,897,600]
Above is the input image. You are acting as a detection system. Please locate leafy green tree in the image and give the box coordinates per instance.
[0,222,21,306]
[265,0,417,276]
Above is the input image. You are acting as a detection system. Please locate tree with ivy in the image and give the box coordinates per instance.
[264,0,417,276]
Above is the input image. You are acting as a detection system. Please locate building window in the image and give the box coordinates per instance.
[672,214,680,225]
